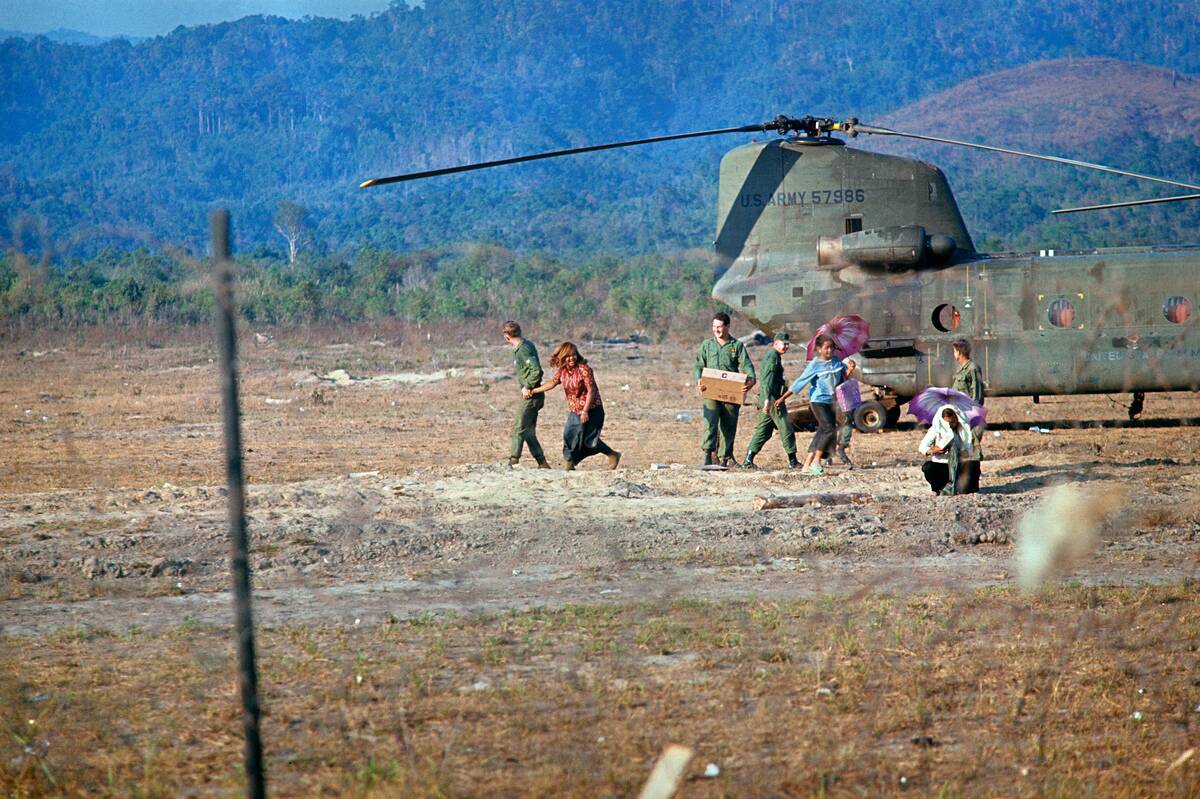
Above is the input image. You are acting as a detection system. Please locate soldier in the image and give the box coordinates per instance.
[693,312,756,466]
[502,321,550,468]
[741,332,799,469]
[951,339,984,405]
[951,337,986,448]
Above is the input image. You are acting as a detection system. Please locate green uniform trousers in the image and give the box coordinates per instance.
[837,419,854,449]
[509,395,545,462]
[701,400,740,459]
[746,404,796,456]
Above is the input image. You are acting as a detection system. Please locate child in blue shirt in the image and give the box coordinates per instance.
[775,335,857,475]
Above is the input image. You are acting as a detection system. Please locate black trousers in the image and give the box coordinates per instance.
[808,401,837,454]
[922,460,981,495]
[563,405,615,464]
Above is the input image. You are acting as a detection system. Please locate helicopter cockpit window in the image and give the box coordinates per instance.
[844,216,863,234]
[1047,298,1076,328]
[1164,296,1192,324]
[741,294,756,308]
[932,303,960,332]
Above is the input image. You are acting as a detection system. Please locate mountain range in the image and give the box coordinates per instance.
[0,28,142,45]
[2,0,1199,261]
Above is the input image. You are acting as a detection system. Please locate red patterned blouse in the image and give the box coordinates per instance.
[555,363,603,416]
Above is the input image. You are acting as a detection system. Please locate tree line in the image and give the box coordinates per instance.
[0,244,716,333]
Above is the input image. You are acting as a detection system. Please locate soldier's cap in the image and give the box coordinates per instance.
[774,332,791,343]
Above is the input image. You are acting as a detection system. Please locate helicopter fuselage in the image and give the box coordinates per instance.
[718,247,1200,398]
[710,138,1200,402]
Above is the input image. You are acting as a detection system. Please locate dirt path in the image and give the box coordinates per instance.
[3,335,1199,637]
[6,548,1195,637]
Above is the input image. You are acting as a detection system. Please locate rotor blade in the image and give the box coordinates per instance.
[1053,193,1200,214]
[853,124,1200,193]
[360,123,773,188]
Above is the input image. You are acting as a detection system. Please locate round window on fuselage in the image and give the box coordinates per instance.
[1048,299,1076,328]
[1164,296,1192,324]
[932,303,960,332]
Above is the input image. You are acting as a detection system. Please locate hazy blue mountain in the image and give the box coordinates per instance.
[2,0,1199,261]
[0,27,141,45]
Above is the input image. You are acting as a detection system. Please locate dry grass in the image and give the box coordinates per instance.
[3,583,1199,797]
[5,330,1200,797]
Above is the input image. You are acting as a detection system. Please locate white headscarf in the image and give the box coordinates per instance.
[918,404,977,460]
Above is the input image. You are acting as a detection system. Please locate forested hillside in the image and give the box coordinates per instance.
[4,0,1200,261]
[876,58,1200,251]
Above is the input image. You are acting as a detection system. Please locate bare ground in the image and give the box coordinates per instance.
[2,328,1199,796]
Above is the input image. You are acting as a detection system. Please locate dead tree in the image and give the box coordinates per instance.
[272,200,309,265]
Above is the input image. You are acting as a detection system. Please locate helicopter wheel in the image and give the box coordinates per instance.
[853,401,888,434]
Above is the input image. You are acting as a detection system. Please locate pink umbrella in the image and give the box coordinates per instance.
[908,387,987,427]
[805,314,871,360]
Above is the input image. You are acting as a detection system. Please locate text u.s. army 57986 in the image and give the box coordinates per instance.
[739,188,867,208]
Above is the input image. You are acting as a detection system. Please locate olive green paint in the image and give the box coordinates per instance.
[711,139,1200,407]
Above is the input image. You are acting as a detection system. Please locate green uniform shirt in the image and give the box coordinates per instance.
[952,359,984,404]
[757,348,786,404]
[692,337,756,382]
[513,340,544,389]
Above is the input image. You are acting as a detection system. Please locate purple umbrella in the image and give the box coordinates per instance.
[908,387,987,427]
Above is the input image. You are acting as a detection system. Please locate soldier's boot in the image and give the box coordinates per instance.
[721,456,736,468]
[837,448,854,469]
[536,458,551,469]
[702,451,715,466]
[507,456,519,468]
[787,453,800,469]
[606,451,622,470]
[741,451,758,470]
[564,461,576,471]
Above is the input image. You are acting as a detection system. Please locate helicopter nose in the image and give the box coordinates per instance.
[712,260,730,284]
[711,263,741,307]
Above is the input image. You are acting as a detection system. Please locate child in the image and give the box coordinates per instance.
[775,335,856,476]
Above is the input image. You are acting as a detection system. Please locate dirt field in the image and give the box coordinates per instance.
[2,326,1199,796]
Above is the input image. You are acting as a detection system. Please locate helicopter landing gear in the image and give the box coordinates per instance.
[1128,391,1145,420]
[848,389,903,434]
[853,400,889,434]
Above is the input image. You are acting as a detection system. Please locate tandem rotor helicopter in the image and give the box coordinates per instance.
[361,114,1200,432]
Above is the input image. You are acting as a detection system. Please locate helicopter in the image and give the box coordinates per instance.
[361,114,1200,432]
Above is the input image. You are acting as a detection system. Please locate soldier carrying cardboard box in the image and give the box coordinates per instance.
[692,312,756,466]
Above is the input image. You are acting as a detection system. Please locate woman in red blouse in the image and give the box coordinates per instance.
[524,342,620,470]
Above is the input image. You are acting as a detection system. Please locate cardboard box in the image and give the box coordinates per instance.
[699,367,749,405]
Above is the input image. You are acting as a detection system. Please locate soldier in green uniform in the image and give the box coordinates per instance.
[951,339,984,405]
[693,312,756,466]
[741,332,799,469]
[502,321,550,468]
[951,338,986,453]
